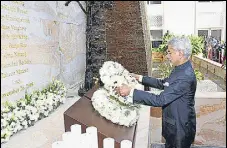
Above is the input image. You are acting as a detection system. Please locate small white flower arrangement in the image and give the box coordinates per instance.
[1,79,67,143]
[91,61,143,127]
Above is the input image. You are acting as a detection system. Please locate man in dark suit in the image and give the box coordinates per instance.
[116,37,197,148]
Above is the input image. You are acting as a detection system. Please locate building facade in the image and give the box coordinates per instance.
[146,1,226,48]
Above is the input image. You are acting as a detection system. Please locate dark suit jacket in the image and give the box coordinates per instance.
[133,60,197,147]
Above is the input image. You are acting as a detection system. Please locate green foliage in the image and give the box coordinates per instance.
[194,69,204,81]
[25,91,32,105]
[188,35,204,55]
[2,101,16,112]
[151,32,205,57]
[163,32,175,45]
[157,62,173,78]
[159,32,175,53]
[157,62,204,81]
[151,32,175,53]
[151,47,161,52]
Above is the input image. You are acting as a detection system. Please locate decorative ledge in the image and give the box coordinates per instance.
[192,55,226,81]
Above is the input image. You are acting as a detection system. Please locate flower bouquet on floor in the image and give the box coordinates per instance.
[91,61,144,127]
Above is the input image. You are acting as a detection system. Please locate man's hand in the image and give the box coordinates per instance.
[115,84,132,97]
[130,73,140,81]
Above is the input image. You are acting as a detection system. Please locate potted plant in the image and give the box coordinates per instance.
[151,31,175,62]
[188,35,204,58]
[151,47,165,62]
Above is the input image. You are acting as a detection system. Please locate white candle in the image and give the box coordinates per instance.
[86,126,98,148]
[103,137,115,148]
[51,141,65,148]
[62,132,72,141]
[70,124,82,136]
[120,140,132,148]
[62,132,74,148]
[80,133,90,148]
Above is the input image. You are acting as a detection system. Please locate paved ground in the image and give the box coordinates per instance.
[2,93,80,148]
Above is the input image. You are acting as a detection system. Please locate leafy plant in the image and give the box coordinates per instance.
[194,69,204,81]
[158,32,175,53]
[151,31,175,53]
[151,47,162,52]
[188,35,204,55]
[157,62,173,78]
[157,62,204,81]
[152,32,204,56]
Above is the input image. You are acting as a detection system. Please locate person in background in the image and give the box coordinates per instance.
[116,37,197,148]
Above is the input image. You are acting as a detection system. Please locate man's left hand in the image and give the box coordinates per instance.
[115,84,132,97]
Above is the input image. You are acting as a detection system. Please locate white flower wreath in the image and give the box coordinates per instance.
[91,61,144,127]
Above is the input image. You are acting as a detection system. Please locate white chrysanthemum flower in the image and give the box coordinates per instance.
[1,128,12,143]
[1,106,10,113]
[44,111,49,117]
[1,118,8,127]
[91,88,140,127]
[22,120,27,126]
[1,79,67,143]
[92,61,143,126]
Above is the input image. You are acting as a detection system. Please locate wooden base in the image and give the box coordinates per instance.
[64,87,137,148]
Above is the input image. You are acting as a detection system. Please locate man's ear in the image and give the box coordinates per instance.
[179,51,184,58]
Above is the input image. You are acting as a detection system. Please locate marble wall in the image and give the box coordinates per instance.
[1,1,86,104]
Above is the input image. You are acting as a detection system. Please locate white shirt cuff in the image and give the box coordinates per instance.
[128,88,134,103]
[138,75,143,82]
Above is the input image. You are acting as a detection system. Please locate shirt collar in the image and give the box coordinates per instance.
[174,60,191,70]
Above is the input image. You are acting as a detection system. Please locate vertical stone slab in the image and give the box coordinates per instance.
[105,1,151,76]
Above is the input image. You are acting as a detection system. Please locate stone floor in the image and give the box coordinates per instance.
[150,115,226,148]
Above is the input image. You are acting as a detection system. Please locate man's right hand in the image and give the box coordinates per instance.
[130,73,140,81]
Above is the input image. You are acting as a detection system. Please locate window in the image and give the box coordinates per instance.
[211,29,221,41]
[150,15,163,27]
[150,30,163,48]
[198,30,209,38]
[150,30,163,40]
[152,41,162,48]
[198,29,222,41]
[147,1,161,4]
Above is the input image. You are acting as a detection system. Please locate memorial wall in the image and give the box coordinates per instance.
[1,1,86,104]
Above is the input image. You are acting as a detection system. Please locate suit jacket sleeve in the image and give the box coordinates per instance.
[133,79,191,107]
[141,76,168,90]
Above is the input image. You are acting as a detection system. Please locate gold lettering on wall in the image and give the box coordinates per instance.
[1,61,18,68]
[1,43,27,50]
[1,68,29,78]
[12,1,25,6]
[2,51,27,58]
[1,24,27,31]
[9,43,27,49]
[1,82,34,98]
[1,34,28,40]
[1,60,31,68]
[14,51,27,57]
[19,59,31,65]
[11,25,27,31]
[1,15,30,23]
[1,71,16,78]
[1,4,28,14]
[1,24,10,30]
